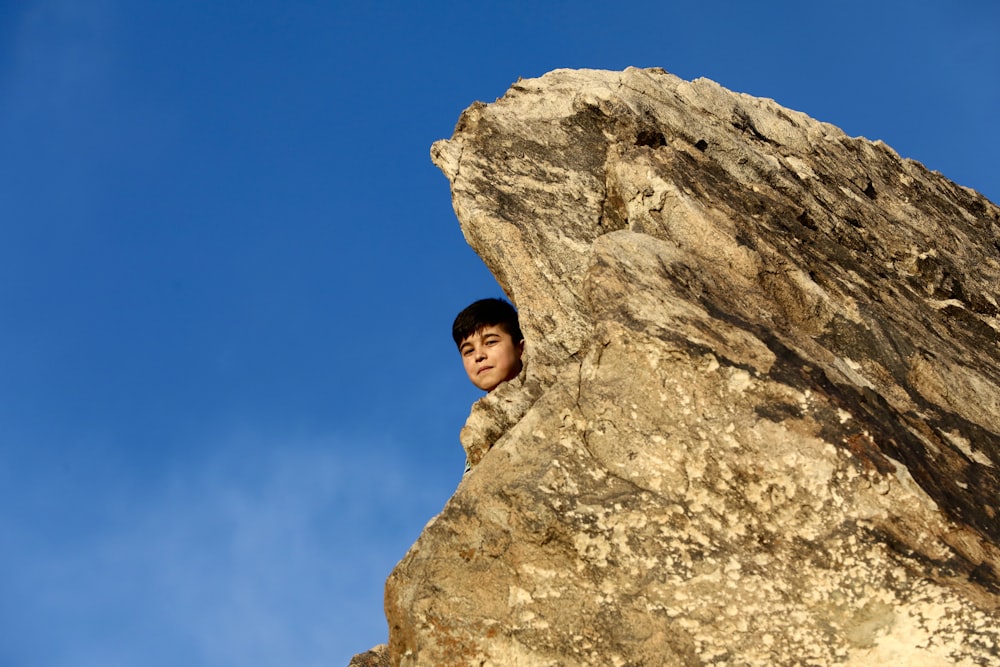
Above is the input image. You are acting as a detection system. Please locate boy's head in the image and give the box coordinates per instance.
[452,298,525,392]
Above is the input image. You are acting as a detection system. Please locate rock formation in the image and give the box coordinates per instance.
[348,644,390,667]
[371,68,1000,665]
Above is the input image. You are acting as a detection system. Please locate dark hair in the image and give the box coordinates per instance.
[452,298,523,347]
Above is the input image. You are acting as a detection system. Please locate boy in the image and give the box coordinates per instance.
[452,298,525,393]
[454,298,540,474]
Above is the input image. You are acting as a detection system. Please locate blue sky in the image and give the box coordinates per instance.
[0,1,996,665]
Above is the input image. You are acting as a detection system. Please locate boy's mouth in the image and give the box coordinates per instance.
[477,366,493,374]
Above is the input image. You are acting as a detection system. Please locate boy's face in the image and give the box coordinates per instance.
[459,324,524,392]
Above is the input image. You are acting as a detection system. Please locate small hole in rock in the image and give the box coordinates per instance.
[636,130,667,148]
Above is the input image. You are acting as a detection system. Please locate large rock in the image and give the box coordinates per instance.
[383,68,1000,666]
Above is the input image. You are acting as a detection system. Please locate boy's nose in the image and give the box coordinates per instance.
[475,347,487,361]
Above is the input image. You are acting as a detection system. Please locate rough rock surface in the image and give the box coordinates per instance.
[380,68,1000,666]
[347,644,390,667]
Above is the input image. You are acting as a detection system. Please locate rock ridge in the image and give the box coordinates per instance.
[369,68,999,666]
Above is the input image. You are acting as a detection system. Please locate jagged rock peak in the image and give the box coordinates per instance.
[375,68,1000,666]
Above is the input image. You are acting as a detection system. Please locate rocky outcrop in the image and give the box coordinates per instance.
[380,68,1000,665]
[347,644,390,667]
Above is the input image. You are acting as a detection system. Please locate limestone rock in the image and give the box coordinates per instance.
[348,644,390,667]
[385,68,1000,666]
[459,365,545,470]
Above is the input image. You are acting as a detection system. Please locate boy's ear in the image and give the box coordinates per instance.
[516,339,525,356]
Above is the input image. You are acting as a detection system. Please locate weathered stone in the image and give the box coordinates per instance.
[384,68,1000,666]
[348,644,390,667]
[459,365,545,470]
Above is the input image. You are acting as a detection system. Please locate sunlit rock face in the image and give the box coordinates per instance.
[383,68,1000,666]
[347,644,389,667]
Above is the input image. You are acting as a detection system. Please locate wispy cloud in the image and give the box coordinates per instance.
[0,429,448,667]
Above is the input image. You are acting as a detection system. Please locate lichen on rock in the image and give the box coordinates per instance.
[371,67,1000,666]
[459,365,545,471]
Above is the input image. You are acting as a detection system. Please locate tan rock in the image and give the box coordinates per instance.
[384,68,1000,666]
[348,644,390,667]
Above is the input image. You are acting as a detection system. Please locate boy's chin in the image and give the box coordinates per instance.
[473,363,522,392]
[471,372,500,392]
[478,375,512,393]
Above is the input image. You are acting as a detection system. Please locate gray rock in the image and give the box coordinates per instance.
[384,68,1000,666]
